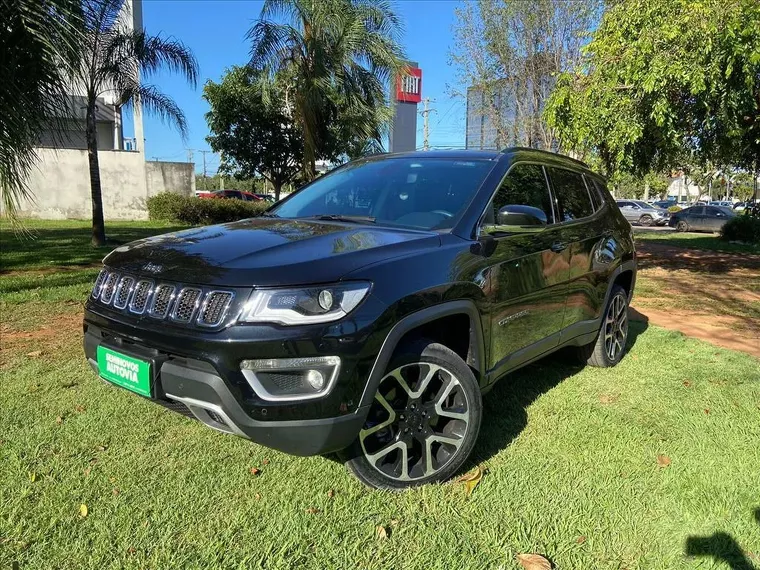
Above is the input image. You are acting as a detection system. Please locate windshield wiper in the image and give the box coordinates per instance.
[311,214,376,224]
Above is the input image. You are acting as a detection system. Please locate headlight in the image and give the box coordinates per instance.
[239,282,371,325]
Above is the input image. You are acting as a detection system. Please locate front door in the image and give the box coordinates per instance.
[688,207,707,230]
[479,163,570,375]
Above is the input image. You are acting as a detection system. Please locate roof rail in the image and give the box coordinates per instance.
[501,147,589,168]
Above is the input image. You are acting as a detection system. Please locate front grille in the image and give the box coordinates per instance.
[198,291,234,327]
[171,287,202,323]
[129,280,153,314]
[100,272,120,304]
[91,270,236,328]
[149,284,175,319]
[113,276,135,309]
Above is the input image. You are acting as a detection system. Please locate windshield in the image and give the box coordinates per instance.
[271,157,496,230]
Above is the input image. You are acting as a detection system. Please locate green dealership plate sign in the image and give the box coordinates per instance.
[97,346,152,397]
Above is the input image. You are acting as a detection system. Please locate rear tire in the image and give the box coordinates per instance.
[676,220,689,232]
[342,339,482,490]
[639,214,654,226]
[577,285,629,368]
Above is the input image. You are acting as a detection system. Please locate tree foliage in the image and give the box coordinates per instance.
[450,0,601,150]
[546,0,760,176]
[204,66,302,201]
[247,0,406,178]
[0,0,84,218]
[75,0,198,245]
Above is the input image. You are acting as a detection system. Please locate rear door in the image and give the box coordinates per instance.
[546,167,608,331]
[480,163,570,373]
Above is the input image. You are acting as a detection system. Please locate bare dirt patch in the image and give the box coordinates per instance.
[0,311,83,365]
[632,242,760,359]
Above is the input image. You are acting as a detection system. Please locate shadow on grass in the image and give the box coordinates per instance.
[0,224,188,272]
[684,507,760,570]
[471,320,648,465]
[0,268,100,294]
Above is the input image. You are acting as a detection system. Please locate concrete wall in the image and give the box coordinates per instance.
[145,161,195,197]
[9,148,193,220]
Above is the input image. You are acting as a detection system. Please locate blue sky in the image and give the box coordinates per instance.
[131,0,467,173]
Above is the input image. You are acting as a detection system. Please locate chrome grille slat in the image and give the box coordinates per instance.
[198,291,234,327]
[91,269,108,298]
[171,287,202,323]
[148,284,176,319]
[100,272,120,304]
[129,279,153,314]
[113,276,135,309]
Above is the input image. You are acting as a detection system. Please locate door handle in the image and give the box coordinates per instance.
[550,241,569,253]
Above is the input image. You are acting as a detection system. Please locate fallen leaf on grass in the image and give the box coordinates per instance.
[657,454,671,468]
[95,445,107,452]
[327,489,335,498]
[254,493,261,500]
[516,553,552,569]
[576,536,586,544]
[127,547,136,555]
[262,458,270,465]
[390,519,399,527]
[456,465,483,496]
[26,351,42,358]
[112,488,119,495]
[683,381,692,388]
[704,408,710,415]
[74,405,86,413]
[29,472,37,483]
[376,525,389,540]
[79,504,88,518]
[599,393,618,404]
[83,467,91,477]
[55,416,64,425]
[250,467,261,476]
[305,507,320,515]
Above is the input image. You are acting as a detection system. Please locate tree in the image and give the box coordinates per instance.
[1,0,83,218]
[74,0,198,245]
[450,0,601,150]
[247,0,406,179]
[204,66,303,201]
[545,0,760,177]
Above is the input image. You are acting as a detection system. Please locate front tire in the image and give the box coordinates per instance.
[577,285,629,368]
[676,220,689,232]
[639,214,654,226]
[343,339,482,490]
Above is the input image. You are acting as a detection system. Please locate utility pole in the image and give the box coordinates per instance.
[419,98,436,151]
[199,150,212,190]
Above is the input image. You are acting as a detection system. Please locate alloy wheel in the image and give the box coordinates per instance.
[604,292,628,361]
[359,362,470,482]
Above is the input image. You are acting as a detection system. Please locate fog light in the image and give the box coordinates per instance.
[306,369,325,390]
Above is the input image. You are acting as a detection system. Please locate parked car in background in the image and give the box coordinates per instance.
[733,202,748,211]
[651,199,675,209]
[253,193,276,203]
[669,205,736,232]
[709,201,734,208]
[199,190,263,202]
[615,200,670,226]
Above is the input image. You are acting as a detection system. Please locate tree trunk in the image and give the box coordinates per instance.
[86,96,106,246]
[273,180,282,202]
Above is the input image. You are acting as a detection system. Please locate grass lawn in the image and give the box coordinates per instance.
[2,220,760,569]
[635,230,760,254]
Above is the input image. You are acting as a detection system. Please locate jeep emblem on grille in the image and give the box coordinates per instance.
[141,262,163,274]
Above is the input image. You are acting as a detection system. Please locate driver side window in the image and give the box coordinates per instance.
[483,163,555,227]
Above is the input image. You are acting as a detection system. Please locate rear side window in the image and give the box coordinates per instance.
[585,176,604,210]
[485,163,554,225]
[547,167,594,221]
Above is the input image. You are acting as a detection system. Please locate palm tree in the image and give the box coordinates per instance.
[76,0,198,245]
[248,0,406,179]
[1,0,83,219]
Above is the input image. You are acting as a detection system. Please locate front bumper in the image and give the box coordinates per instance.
[82,296,392,455]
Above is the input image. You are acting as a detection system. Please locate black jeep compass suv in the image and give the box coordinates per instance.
[84,148,636,489]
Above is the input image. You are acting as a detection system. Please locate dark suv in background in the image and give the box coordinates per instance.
[84,148,636,490]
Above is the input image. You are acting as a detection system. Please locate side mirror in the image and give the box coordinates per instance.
[483,205,548,235]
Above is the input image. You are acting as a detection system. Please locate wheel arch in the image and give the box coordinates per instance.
[358,300,485,408]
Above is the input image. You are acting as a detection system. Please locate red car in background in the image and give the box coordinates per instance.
[196,190,262,201]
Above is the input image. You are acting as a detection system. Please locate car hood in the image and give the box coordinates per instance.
[102,218,440,287]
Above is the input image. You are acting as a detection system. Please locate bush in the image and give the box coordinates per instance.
[667,205,682,213]
[147,192,269,225]
[720,215,760,243]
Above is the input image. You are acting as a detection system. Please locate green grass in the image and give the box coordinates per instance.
[2,219,759,569]
[635,231,760,254]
